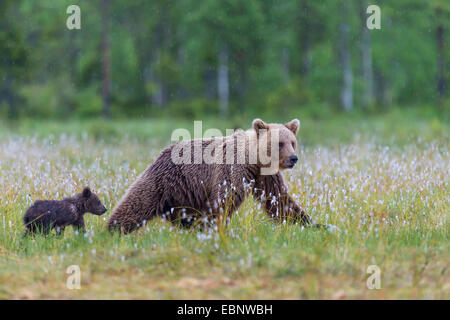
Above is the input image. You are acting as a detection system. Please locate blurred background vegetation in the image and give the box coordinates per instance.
[0,0,448,126]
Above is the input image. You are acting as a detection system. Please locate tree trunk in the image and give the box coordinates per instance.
[152,70,165,107]
[137,49,152,106]
[176,37,187,100]
[153,11,168,108]
[101,0,111,118]
[4,77,17,118]
[204,66,216,100]
[436,8,445,110]
[217,45,229,116]
[281,48,290,83]
[339,1,353,111]
[301,37,311,78]
[299,0,311,79]
[360,0,374,110]
[236,52,247,111]
[67,31,79,115]
[374,67,390,108]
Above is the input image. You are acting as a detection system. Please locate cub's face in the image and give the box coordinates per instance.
[81,187,107,215]
[253,118,300,173]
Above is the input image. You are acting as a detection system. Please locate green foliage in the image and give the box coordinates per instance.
[74,87,103,118]
[1,108,447,148]
[20,84,61,118]
[260,77,310,116]
[168,98,218,119]
[0,0,449,119]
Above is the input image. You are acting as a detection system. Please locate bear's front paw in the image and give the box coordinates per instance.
[311,223,341,233]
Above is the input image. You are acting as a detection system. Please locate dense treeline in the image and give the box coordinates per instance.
[0,0,448,119]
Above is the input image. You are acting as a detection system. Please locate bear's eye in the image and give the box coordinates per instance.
[279,142,284,148]
[292,142,295,148]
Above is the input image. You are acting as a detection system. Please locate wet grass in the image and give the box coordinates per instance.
[0,116,448,299]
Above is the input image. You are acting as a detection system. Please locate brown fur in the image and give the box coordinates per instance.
[24,187,107,235]
[108,119,311,233]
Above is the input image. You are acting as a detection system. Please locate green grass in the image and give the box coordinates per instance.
[0,113,448,299]
[1,107,448,146]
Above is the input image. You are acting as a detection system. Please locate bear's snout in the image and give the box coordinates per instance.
[288,155,298,167]
[99,206,107,215]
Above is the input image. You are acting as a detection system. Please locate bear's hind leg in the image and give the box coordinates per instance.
[166,208,203,229]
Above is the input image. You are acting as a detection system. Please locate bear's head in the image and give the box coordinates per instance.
[79,187,108,215]
[252,118,300,175]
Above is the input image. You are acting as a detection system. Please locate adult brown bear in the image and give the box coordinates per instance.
[108,119,318,233]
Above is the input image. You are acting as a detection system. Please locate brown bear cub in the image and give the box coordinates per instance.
[23,187,107,235]
[109,118,318,234]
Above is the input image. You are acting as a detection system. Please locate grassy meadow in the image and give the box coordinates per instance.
[0,112,448,299]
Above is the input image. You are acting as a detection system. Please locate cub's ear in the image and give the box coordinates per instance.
[252,118,268,135]
[285,119,300,135]
[82,187,92,198]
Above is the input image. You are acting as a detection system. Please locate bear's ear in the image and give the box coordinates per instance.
[252,118,268,135]
[285,119,300,135]
[82,187,92,198]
